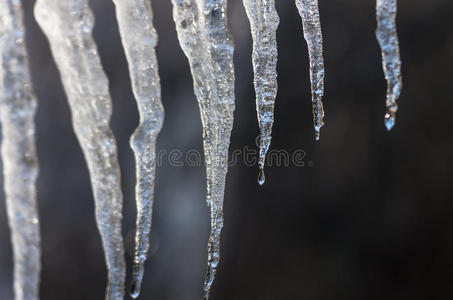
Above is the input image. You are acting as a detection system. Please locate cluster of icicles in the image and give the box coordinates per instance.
[0,0,402,299]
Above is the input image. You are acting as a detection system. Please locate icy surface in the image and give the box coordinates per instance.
[171,0,235,298]
[376,0,402,131]
[242,0,279,185]
[295,0,325,140]
[0,1,41,299]
[112,0,164,298]
[34,1,126,299]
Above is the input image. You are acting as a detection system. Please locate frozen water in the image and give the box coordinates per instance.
[295,0,325,140]
[34,1,126,298]
[376,0,402,130]
[111,0,164,297]
[242,0,279,184]
[0,1,41,299]
[171,0,235,298]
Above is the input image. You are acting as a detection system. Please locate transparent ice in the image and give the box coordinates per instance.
[0,0,408,298]
[34,1,126,299]
[171,0,235,298]
[111,0,165,298]
[295,0,325,140]
[376,0,402,130]
[242,0,279,185]
[0,1,40,299]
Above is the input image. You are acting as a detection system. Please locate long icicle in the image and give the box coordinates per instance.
[295,0,325,140]
[242,0,279,185]
[376,0,402,130]
[171,0,235,298]
[0,1,41,299]
[111,0,164,298]
[34,1,126,299]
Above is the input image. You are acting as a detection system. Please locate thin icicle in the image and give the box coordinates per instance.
[295,0,325,140]
[242,0,279,185]
[34,1,125,299]
[376,0,402,131]
[171,0,235,298]
[0,1,40,299]
[111,0,164,298]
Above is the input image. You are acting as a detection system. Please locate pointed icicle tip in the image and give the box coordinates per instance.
[130,261,146,298]
[130,279,140,299]
[315,126,322,141]
[315,130,320,141]
[258,168,265,185]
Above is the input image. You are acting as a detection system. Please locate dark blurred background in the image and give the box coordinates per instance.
[1,0,453,299]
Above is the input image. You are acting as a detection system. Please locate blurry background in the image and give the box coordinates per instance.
[1,0,453,299]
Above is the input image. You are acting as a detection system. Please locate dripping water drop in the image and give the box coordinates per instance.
[385,112,395,131]
[258,168,265,185]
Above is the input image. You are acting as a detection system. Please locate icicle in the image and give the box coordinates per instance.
[0,1,41,299]
[295,0,325,140]
[242,0,279,185]
[34,1,125,299]
[111,0,164,298]
[376,0,402,131]
[171,0,235,298]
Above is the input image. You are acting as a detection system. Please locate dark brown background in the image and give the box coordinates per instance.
[0,0,452,299]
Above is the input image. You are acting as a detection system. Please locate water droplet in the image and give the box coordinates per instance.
[257,169,265,185]
[384,113,395,131]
